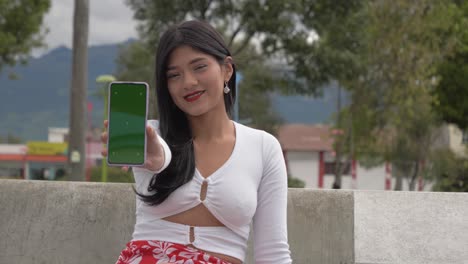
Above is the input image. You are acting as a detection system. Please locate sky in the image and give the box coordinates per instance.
[36,0,138,55]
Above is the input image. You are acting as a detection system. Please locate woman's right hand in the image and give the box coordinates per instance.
[101,120,166,172]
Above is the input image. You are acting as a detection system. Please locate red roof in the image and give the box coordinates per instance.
[278,124,334,152]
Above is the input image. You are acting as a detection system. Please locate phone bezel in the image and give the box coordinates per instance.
[106,81,149,167]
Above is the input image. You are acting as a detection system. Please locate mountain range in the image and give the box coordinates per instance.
[0,41,341,141]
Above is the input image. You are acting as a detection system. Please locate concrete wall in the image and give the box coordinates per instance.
[0,180,135,264]
[286,152,435,191]
[1,180,467,264]
[354,191,468,264]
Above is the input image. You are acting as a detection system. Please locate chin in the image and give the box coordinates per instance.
[182,107,209,117]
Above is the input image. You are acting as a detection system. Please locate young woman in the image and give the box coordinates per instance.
[102,20,292,264]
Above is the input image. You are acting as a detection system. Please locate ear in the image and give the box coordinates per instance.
[223,56,234,82]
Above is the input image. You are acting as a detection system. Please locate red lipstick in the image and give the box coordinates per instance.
[184,91,205,102]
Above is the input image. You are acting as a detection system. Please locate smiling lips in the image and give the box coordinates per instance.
[184,90,205,102]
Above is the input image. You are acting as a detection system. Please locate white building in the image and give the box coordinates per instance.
[432,124,468,158]
[0,127,103,180]
[277,124,447,191]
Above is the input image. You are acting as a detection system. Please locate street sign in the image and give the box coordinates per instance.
[26,142,68,156]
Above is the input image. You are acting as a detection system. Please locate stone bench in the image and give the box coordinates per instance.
[0,180,467,263]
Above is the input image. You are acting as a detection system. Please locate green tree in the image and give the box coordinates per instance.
[276,0,365,95]
[90,166,134,183]
[266,0,366,188]
[233,45,284,133]
[0,133,23,143]
[433,1,468,130]
[127,0,299,56]
[279,0,459,190]
[288,175,305,188]
[429,149,468,192]
[346,0,459,190]
[0,0,51,73]
[123,0,359,95]
[120,1,464,192]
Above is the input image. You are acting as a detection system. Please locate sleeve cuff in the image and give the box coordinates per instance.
[155,133,171,173]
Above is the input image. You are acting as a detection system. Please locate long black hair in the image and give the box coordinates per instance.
[137,20,237,206]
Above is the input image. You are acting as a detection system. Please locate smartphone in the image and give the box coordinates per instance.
[107,82,148,166]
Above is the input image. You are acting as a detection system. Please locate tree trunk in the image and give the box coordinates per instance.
[409,161,420,191]
[394,167,403,191]
[333,153,343,189]
[68,0,89,181]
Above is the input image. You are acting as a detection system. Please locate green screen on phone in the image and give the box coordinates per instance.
[107,82,148,165]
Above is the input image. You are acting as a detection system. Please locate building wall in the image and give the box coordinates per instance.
[0,144,26,154]
[448,124,467,157]
[0,145,27,178]
[285,150,433,191]
[357,165,386,190]
[48,128,68,143]
[432,125,450,150]
[0,161,23,177]
[323,174,354,189]
[286,151,319,188]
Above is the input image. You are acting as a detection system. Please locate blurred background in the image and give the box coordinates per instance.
[0,0,466,192]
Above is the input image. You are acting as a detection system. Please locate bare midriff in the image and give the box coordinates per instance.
[163,204,242,264]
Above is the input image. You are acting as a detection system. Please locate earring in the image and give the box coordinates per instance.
[223,82,230,94]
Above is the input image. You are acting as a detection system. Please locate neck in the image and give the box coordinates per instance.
[188,109,233,142]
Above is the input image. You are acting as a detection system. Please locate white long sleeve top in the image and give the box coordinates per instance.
[131,120,292,263]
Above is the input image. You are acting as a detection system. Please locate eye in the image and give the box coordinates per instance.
[167,72,180,79]
[194,64,207,71]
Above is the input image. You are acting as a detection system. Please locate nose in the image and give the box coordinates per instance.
[183,71,198,90]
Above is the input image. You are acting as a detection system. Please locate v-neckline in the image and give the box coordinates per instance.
[195,121,239,181]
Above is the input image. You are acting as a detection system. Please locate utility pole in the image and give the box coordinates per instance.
[68,0,89,181]
[333,85,343,189]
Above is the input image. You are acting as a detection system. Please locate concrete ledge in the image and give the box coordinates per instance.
[0,180,135,264]
[354,191,468,264]
[0,180,467,264]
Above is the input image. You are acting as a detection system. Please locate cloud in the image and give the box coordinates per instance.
[36,0,137,55]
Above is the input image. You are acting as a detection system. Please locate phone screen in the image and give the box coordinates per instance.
[107,82,148,165]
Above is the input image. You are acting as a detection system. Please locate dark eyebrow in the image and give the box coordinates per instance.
[167,57,208,71]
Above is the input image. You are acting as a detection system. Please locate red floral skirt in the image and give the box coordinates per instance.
[116,240,232,264]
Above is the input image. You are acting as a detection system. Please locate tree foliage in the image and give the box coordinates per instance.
[288,175,305,188]
[119,0,467,190]
[289,0,460,190]
[351,0,459,190]
[433,1,468,130]
[232,44,284,133]
[90,166,134,183]
[0,0,51,72]
[127,0,297,55]
[0,133,23,144]
[124,0,361,95]
[429,149,468,192]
